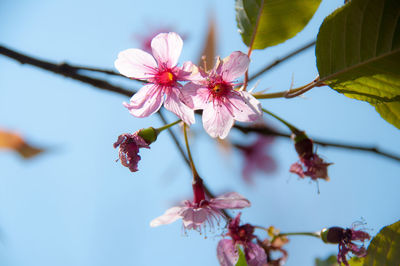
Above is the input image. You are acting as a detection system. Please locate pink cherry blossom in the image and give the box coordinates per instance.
[113,132,150,172]
[183,51,262,139]
[217,213,267,266]
[150,180,251,232]
[235,136,277,184]
[115,32,195,125]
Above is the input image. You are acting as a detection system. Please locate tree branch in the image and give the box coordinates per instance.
[248,40,316,83]
[234,124,400,163]
[0,45,134,97]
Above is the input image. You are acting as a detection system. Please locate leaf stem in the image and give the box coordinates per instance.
[253,76,321,99]
[262,108,300,134]
[243,0,265,91]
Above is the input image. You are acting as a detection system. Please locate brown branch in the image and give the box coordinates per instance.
[0,45,134,97]
[248,40,316,83]
[234,124,400,163]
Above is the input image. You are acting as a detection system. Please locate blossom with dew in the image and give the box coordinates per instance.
[234,136,277,183]
[217,213,266,266]
[113,127,157,172]
[290,132,331,181]
[182,51,262,139]
[115,32,195,125]
[321,226,371,266]
[150,179,251,232]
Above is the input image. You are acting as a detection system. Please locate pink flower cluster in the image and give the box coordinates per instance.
[115,32,262,139]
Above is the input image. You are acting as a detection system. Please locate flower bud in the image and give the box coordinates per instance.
[321,227,345,244]
[138,127,158,144]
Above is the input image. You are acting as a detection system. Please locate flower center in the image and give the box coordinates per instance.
[209,82,231,98]
[156,70,176,86]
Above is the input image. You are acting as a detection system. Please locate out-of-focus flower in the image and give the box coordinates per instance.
[290,132,331,181]
[113,127,157,172]
[183,51,262,139]
[217,213,267,266]
[234,136,277,183]
[133,26,181,53]
[321,226,371,266]
[150,179,250,232]
[115,32,195,125]
[258,232,289,266]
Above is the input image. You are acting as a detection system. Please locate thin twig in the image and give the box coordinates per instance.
[69,64,122,76]
[234,124,400,163]
[248,40,316,83]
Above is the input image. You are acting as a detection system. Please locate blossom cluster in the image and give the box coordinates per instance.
[111,32,346,266]
[114,32,263,139]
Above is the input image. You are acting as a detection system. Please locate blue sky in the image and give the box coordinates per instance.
[1,0,400,265]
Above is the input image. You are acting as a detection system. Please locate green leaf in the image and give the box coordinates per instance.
[363,220,400,265]
[315,0,400,129]
[235,0,321,49]
[373,102,400,129]
[235,247,248,266]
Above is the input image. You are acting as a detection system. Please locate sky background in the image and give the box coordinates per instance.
[1,0,400,265]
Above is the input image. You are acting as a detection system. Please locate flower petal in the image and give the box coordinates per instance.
[202,103,234,139]
[245,242,267,266]
[289,162,305,178]
[181,82,209,110]
[181,207,210,230]
[114,48,157,79]
[227,91,262,123]
[217,239,239,266]
[220,51,250,81]
[150,206,184,227]
[151,32,183,68]
[211,192,251,209]
[164,87,195,125]
[123,84,164,118]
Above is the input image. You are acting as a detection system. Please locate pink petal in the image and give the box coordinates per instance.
[289,162,305,178]
[181,83,209,109]
[181,207,209,230]
[217,239,239,266]
[151,32,183,68]
[227,91,262,123]
[245,242,267,266]
[202,103,234,139]
[123,84,164,117]
[220,51,250,81]
[163,87,195,125]
[114,48,157,79]
[150,206,184,227]
[211,192,251,209]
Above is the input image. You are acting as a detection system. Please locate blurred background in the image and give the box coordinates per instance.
[1,0,400,265]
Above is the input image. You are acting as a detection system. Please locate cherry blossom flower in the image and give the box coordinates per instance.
[150,179,251,232]
[183,51,262,139]
[234,136,277,183]
[217,213,266,266]
[115,32,195,125]
[321,226,371,266]
[290,133,331,181]
[113,127,158,172]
